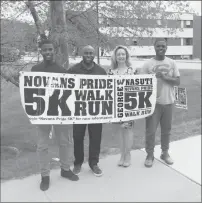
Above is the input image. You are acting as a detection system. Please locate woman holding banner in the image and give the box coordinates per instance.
[108,45,137,167]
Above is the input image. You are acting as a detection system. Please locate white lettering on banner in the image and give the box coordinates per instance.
[19,72,157,124]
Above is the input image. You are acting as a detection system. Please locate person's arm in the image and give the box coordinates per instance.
[156,73,180,86]
[156,61,180,86]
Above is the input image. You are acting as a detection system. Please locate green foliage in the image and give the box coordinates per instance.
[1,1,194,53]
[1,19,37,52]
[0,0,196,85]
[66,8,114,55]
[64,1,194,53]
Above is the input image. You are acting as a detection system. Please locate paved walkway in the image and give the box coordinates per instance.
[1,135,201,202]
[149,135,201,185]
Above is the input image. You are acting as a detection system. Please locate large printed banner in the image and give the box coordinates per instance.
[19,72,157,124]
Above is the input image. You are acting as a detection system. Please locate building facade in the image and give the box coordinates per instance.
[99,12,201,59]
[193,15,201,60]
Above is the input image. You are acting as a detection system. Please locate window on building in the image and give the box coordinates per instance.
[131,18,138,26]
[123,10,127,16]
[114,18,120,26]
[156,19,162,26]
[133,39,138,46]
[184,20,192,28]
[186,20,191,25]
[125,19,130,26]
[184,38,193,45]
[125,37,130,45]
[106,18,111,26]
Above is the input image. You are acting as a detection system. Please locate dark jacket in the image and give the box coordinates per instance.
[67,61,106,75]
[67,61,107,122]
[31,61,67,73]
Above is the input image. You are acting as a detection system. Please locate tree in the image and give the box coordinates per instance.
[1,19,37,51]
[49,1,69,69]
[0,0,194,87]
[65,7,114,55]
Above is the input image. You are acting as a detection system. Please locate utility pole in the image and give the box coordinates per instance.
[96,0,100,64]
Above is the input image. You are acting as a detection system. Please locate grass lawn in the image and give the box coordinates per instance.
[1,67,201,181]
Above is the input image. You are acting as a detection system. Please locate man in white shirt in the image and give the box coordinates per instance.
[141,38,180,167]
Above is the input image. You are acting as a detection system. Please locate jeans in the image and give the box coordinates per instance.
[36,125,72,177]
[145,103,173,155]
[73,124,102,168]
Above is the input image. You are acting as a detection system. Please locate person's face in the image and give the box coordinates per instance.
[154,41,167,56]
[116,48,127,64]
[82,48,95,64]
[40,43,54,61]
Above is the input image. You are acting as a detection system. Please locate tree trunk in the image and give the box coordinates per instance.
[49,1,69,69]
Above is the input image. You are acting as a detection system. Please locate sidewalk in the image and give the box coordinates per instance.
[1,135,201,202]
[148,135,201,185]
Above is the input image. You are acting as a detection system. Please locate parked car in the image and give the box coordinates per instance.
[0,46,20,62]
[181,55,190,60]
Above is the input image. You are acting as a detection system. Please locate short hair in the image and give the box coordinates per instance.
[39,39,54,48]
[82,45,95,54]
[154,38,167,46]
[82,45,94,51]
[110,45,132,69]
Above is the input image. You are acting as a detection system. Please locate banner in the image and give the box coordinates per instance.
[174,86,188,109]
[19,72,157,124]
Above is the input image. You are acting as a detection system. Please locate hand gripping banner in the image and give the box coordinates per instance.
[19,71,157,124]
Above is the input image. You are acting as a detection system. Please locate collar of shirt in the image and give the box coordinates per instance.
[81,61,95,72]
[43,60,56,68]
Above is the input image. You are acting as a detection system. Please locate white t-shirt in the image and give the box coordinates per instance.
[141,57,180,105]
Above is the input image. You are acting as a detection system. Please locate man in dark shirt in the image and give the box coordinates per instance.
[67,45,106,177]
[31,39,78,191]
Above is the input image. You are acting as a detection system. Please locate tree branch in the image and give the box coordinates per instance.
[0,72,19,87]
[25,0,47,40]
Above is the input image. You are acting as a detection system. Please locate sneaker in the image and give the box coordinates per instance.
[73,165,82,175]
[61,169,79,181]
[160,152,174,165]
[123,152,131,167]
[40,176,50,191]
[117,154,124,166]
[90,165,103,177]
[144,154,154,168]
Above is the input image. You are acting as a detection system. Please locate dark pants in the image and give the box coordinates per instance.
[73,123,102,168]
[145,103,173,155]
